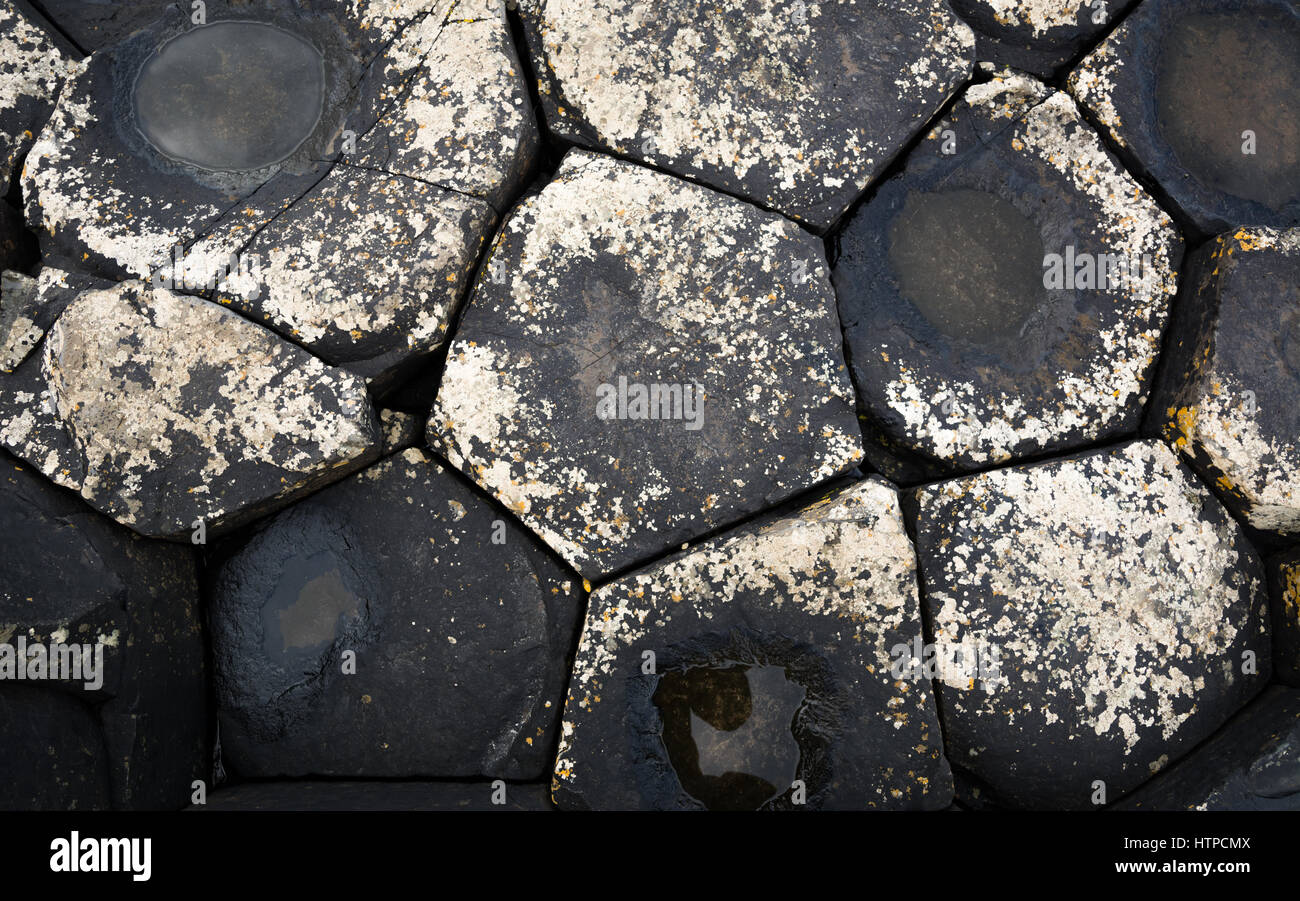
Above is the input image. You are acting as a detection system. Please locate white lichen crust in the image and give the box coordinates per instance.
[0,0,71,189]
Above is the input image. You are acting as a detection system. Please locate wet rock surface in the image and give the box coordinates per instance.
[1148,227,1300,536]
[518,0,974,229]
[209,448,581,779]
[0,453,207,810]
[1120,687,1300,810]
[950,0,1138,76]
[1069,0,1300,235]
[430,151,862,579]
[553,478,952,810]
[195,780,553,811]
[912,441,1271,809]
[836,73,1180,479]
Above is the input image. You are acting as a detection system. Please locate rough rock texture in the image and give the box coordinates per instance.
[209,448,582,779]
[1148,228,1300,536]
[0,453,207,810]
[519,0,974,229]
[0,201,37,274]
[430,151,863,578]
[0,0,71,192]
[1268,548,1300,686]
[835,73,1180,480]
[1120,687,1300,810]
[378,408,423,456]
[0,281,381,539]
[1068,0,1300,235]
[194,780,553,811]
[0,265,105,370]
[912,440,1271,810]
[951,0,1139,76]
[553,478,953,811]
[25,0,173,52]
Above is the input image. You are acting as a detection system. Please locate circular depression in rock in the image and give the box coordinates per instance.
[1156,11,1300,210]
[887,188,1046,346]
[133,20,326,172]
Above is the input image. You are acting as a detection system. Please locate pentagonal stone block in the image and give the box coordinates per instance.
[1149,227,1300,536]
[209,448,582,779]
[1,454,206,810]
[518,0,974,229]
[835,73,1181,480]
[0,1,72,192]
[195,781,553,811]
[1068,0,1300,235]
[429,150,863,578]
[950,0,1139,76]
[1120,687,1300,810]
[912,440,1271,809]
[1268,548,1300,686]
[553,478,952,811]
[0,281,381,539]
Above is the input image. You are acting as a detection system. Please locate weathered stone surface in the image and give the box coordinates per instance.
[378,408,423,456]
[209,447,581,779]
[0,453,207,810]
[24,0,172,52]
[951,0,1139,76]
[0,201,36,274]
[1148,228,1300,536]
[195,780,553,811]
[430,151,863,578]
[912,440,1271,809]
[1069,0,1300,235]
[1268,547,1300,686]
[0,0,70,192]
[0,281,381,539]
[835,74,1181,480]
[553,478,952,811]
[519,0,974,229]
[1120,687,1300,810]
[0,265,105,370]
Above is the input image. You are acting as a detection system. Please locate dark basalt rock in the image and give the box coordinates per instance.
[0,265,107,369]
[0,280,381,539]
[209,448,582,780]
[25,0,173,53]
[194,780,553,811]
[834,73,1181,480]
[1069,0,1300,235]
[553,478,952,811]
[950,0,1140,77]
[429,150,863,579]
[1147,227,1300,536]
[0,0,71,193]
[1267,548,1300,686]
[0,201,37,275]
[517,0,974,229]
[1120,687,1300,810]
[911,440,1271,810]
[0,453,206,810]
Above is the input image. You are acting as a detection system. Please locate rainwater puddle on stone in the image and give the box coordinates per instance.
[261,551,359,661]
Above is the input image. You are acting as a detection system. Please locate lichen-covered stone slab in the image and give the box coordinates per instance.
[1120,687,1300,810]
[1267,548,1300,686]
[0,281,380,539]
[209,448,582,779]
[835,74,1181,480]
[912,440,1271,809]
[429,151,863,578]
[553,478,952,811]
[1149,228,1300,535]
[0,266,106,370]
[518,0,974,229]
[1,453,206,810]
[0,0,71,192]
[195,780,553,811]
[951,0,1139,76]
[1068,0,1300,235]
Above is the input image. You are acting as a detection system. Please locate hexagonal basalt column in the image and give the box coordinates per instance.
[1069,0,1300,235]
[552,478,952,811]
[1149,227,1300,536]
[429,150,863,579]
[911,440,1271,810]
[0,0,73,193]
[518,0,974,229]
[949,0,1140,77]
[834,73,1181,480]
[209,448,582,780]
[22,0,536,388]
